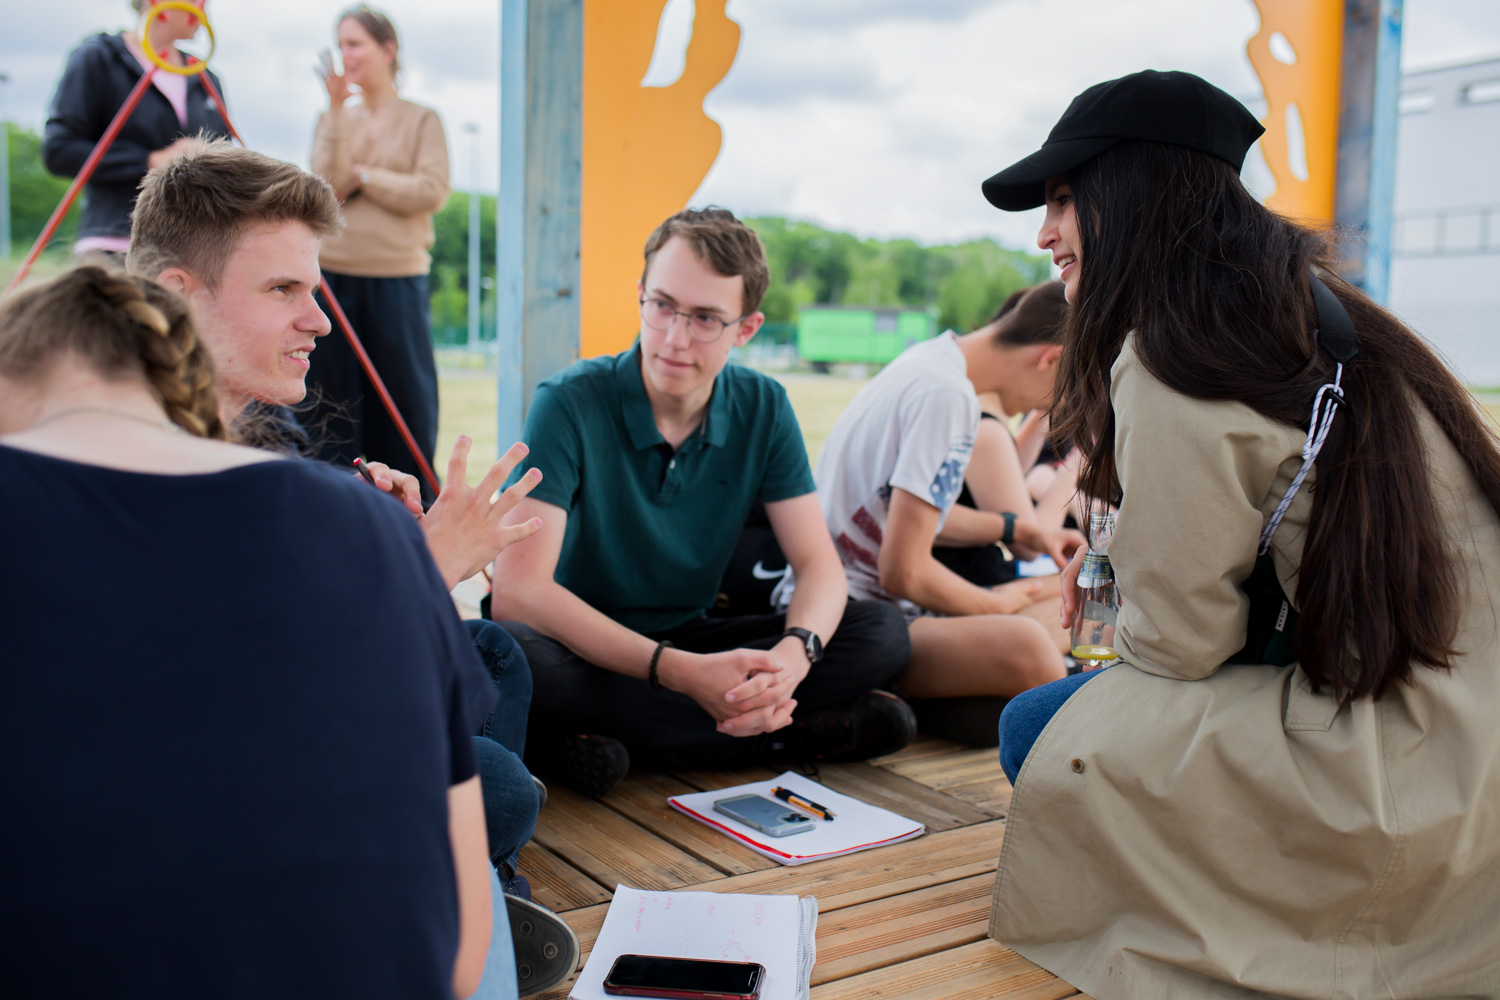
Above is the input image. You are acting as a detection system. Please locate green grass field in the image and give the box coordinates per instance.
[437,367,873,486]
[438,365,1500,487]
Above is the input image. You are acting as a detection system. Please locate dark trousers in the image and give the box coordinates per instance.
[500,601,911,772]
[307,271,439,500]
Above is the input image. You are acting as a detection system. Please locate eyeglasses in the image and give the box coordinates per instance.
[639,296,749,344]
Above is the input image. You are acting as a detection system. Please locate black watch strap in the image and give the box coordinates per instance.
[648,640,674,690]
[1000,512,1017,546]
[780,627,823,664]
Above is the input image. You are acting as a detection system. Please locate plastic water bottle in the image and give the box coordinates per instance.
[1071,512,1120,669]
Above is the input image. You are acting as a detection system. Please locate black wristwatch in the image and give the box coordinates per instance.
[780,627,824,664]
[999,512,1017,547]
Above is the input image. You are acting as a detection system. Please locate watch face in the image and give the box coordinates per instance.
[806,633,823,662]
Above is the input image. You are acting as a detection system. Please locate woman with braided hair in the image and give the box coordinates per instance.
[0,267,505,998]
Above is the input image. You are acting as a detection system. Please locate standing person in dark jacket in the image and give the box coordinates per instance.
[42,1,229,260]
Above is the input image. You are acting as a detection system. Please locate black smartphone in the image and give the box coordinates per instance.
[602,953,765,999]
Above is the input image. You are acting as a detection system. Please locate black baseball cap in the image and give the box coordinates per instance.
[981,69,1266,212]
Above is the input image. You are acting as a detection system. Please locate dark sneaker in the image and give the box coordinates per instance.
[498,860,532,902]
[764,690,918,764]
[532,734,630,799]
[908,696,1010,748]
[507,894,580,997]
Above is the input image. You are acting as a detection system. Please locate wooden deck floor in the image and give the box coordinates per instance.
[524,736,1090,1000]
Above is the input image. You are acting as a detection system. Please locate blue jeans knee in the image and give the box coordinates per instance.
[466,619,533,755]
[998,669,1104,784]
[473,735,540,869]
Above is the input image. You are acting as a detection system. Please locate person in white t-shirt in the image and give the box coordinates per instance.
[816,282,1082,700]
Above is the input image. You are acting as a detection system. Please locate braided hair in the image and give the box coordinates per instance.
[0,266,226,440]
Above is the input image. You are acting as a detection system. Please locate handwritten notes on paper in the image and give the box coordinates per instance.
[571,886,817,1000]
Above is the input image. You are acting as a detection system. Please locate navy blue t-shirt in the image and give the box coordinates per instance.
[0,446,495,999]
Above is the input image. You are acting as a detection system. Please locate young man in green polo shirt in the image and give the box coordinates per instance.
[491,208,914,797]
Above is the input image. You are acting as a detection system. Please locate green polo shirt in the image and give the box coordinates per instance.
[508,342,815,633]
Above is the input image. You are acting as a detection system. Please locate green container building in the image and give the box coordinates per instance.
[796,305,938,365]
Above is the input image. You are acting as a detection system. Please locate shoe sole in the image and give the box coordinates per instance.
[509,893,581,997]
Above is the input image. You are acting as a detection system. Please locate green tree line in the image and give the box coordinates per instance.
[423,210,1051,345]
[746,217,1050,334]
[5,122,81,258]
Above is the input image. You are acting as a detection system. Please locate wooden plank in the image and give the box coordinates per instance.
[815,762,996,831]
[533,785,725,892]
[602,771,780,876]
[942,777,1012,817]
[812,874,992,985]
[531,829,1006,1000]
[810,939,1076,1000]
[882,747,1014,817]
[517,840,612,913]
[672,766,780,792]
[869,735,969,767]
[684,820,1005,912]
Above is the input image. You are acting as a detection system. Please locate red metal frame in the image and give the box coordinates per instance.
[5,67,159,294]
[8,51,443,498]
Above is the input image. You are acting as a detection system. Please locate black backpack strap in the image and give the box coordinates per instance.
[1311,276,1359,363]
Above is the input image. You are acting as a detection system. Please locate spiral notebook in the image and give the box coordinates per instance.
[668,771,925,866]
[570,886,818,1000]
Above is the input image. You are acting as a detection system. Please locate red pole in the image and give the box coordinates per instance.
[318,277,443,497]
[9,50,444,501]
[194,68,242,146]
[4,66,159,294]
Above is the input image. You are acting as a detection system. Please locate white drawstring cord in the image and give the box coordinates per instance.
[1259,363,1345,554]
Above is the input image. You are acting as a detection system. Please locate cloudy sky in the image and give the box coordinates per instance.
[4,0,1498,251]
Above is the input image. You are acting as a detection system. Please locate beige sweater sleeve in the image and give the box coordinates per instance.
[311,106,354,194]
[1108,338,1298,680]
[358,108,450,216]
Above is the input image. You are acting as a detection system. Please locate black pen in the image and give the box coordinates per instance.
[771,786,835,821]
[352,458,378,488]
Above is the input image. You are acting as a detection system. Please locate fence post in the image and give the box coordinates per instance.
[497,0,582,449]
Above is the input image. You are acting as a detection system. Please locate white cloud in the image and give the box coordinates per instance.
[2,0,1495,252]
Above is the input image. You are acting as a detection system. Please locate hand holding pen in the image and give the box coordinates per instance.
[771,786,835,821]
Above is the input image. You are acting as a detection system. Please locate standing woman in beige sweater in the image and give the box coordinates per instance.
[308,4,449,497]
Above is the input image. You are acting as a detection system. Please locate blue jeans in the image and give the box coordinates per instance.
[467,620,538,869]
[998,669,1106,783]
[471,866,520,1000]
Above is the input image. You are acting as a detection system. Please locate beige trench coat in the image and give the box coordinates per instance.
[990,338,1500,998]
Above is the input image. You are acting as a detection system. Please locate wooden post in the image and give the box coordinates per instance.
[1336,0,1404,303]
[497,0,582,449]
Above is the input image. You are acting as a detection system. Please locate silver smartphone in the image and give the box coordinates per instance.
[712,794,816,838]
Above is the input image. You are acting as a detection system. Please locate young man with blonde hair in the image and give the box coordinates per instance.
[493,208,915,798]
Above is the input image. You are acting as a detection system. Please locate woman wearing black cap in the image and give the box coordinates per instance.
[984,70,1500,997]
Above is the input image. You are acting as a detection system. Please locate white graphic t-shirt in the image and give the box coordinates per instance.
[814,333,979,613]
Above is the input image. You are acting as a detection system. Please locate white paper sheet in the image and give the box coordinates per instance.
[570,886,817,1000]
[668,771,925,865]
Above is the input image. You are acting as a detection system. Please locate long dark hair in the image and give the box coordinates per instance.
[1049,140,1500,699]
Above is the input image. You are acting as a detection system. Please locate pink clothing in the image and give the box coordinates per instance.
[130,47,188,127]
[72,46,186,258]
[73,236,132,256]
